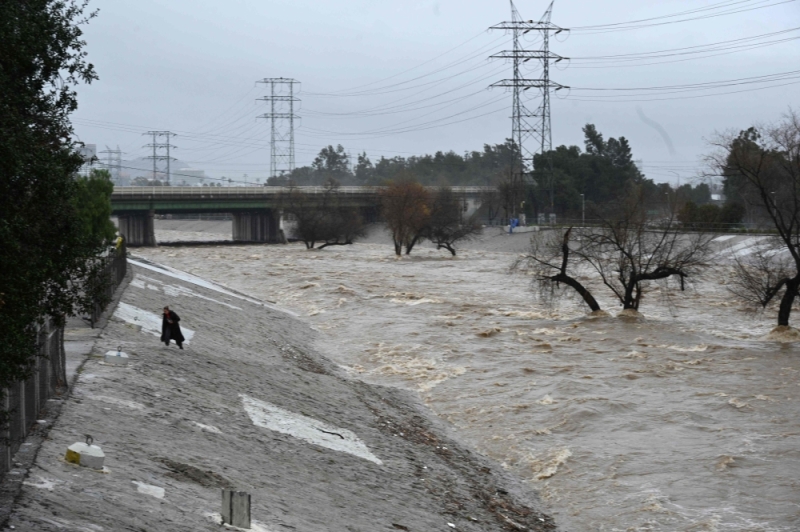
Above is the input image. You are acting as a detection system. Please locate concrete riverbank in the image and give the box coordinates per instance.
[4,258,555,531]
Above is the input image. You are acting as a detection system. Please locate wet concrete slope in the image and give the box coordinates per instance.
[6,261,555,532]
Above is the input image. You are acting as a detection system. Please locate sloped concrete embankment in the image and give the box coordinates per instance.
[6,259,555,532]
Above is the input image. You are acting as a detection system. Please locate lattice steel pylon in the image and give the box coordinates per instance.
[143,131,177,184]
[99,145,123,184]
[489,1,568,209]
[257,78,300,179]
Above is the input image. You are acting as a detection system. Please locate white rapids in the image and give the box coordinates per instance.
[138,225,800,532]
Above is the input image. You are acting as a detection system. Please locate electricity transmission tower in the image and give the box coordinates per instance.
[490,0,568,210]
[99,145,123,184]
[143,131,177,185]
[256,78,300,179]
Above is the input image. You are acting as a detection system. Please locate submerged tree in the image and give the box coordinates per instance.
[425,187,482,256]
[514,187,714,314]
[577,187,715,311]
[513,227,601,312]
[380,180,431,256]
[710,110,800,327]
[281,181,366,249]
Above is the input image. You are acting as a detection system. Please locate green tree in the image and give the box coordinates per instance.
[312,144,351,184]
[74,168,117,245]
[0,1,100,398]
[531,125,646,217]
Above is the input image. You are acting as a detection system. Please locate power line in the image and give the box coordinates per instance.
[567,0,795,35]
[302,29,503,96]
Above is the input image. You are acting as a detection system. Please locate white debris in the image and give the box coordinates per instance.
[132,481,165,499]
[193,421,223,434]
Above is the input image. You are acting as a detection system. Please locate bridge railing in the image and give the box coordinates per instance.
[111,186,493,197]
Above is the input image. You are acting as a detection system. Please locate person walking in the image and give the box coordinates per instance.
[161,306,185,349]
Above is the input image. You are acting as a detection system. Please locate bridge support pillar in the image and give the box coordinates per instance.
[117,210,156,246]
[232,210,284,243]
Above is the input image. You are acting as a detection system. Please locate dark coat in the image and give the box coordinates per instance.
[161,310,185,344]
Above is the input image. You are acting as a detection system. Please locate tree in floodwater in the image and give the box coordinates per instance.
[576,187,715,311]
[380,179,431,256]
[517,187,713,313]
[513,227,602,312]
[710,110,800,327]
[281,180,366,249]
[425,187,482,256]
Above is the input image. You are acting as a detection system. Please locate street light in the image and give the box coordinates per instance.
[580,194,585,226]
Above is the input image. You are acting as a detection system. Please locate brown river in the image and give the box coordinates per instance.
[136,222,800,531]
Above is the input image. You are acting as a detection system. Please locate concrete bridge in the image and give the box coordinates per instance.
[111,186,490,246]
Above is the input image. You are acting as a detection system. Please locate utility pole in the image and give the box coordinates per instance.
[143,131,177,184]
[256,78,300,179]
[489,0,568,212]
[99,145,123,184]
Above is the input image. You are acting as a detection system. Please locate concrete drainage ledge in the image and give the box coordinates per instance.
[0,267,133,527]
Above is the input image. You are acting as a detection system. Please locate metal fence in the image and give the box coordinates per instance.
[1,320,64,475]
[89,242,128,327]
[1,245,128,475]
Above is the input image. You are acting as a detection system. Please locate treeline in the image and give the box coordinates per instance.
[270,140,521,187]
[273,125,722,222]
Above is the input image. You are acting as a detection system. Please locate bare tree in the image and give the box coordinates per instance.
[479,187,502,225]
[380,180,431,256]
[513,227,602,312]
[317,208,366,249]
[282,181,365,250]
[709,110,800,326]
[576,188,715,311]
[425,187,482,256]
[494,167,526,224]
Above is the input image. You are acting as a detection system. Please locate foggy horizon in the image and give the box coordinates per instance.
[73,0,800,185]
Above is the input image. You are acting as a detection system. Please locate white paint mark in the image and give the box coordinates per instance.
[132,481,165,499]
[129,258,296,316]
[132,274,243,310]
[240,394,382,465]
[23,476,58,491]
[193,421,223,434]
[84,394,145,411]
[113,302,194,345]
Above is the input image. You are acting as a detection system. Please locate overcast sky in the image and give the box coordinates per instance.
[73,0,800,184]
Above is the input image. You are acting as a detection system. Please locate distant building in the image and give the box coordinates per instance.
[78,144,97,176]
[172,168,207,186]
[710,182,726,204]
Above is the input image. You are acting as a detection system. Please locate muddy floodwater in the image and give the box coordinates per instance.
[138,224,800,531]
